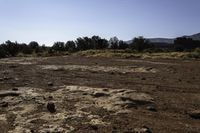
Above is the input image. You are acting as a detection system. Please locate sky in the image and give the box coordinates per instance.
[0,0,200,45]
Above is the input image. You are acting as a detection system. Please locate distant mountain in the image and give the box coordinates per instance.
[184,33,200,41]
[125,33,200,45]
[148,38,174,44]
[126,37,174,44]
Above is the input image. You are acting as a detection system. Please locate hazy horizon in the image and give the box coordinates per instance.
[0,0,200,45]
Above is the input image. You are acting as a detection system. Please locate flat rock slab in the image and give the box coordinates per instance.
[0,91,21,97]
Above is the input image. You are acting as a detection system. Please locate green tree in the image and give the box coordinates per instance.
[52,42,65,52]
[118,40,129,49]
[174,37,200,51]
[76,37,93,50]
[5,40,19,56]
[0,44,7,58]
[130,36,154,52]
[91,36,109,49]
[21,43,33,54]
[109,37,119,49]
[65,41,76,52]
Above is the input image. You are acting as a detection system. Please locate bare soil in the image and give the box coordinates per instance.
[0,56,200,133]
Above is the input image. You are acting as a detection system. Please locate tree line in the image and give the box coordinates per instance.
[0,36,200,58]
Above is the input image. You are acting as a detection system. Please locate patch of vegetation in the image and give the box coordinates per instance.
[185,48,200,59]
[0,35,199,59]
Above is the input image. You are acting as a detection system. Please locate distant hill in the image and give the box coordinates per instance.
[184,33,200,41]
[148,38,174,44]
[126,37,174,44]
[125,33,200,46]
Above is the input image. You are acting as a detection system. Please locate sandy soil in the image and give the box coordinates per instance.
[0,56,200,133]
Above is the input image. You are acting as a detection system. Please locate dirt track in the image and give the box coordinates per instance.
[0,56,200,133]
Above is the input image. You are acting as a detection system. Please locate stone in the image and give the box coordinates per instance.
[0,91,20,97]
[47,102,56,113]
[146,106,157,112]
[188,110,200,119]
[90,125,98,130]
[141,77,146,80]
[48,96,53,100]
[120,93,154,106]
[133,126,152,133]
[12,87,19,91]
[9,65,18,68]
[48,82,54,86]
[3,77,11,80]
[92,92,109,98]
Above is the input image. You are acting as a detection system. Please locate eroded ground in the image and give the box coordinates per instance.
[0,56,200,133]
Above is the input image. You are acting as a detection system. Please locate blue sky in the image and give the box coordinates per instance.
[0,0,200,45]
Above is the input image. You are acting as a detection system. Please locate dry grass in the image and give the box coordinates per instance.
[73,50,199,59]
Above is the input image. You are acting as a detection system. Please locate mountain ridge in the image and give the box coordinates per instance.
[126,33,200,44]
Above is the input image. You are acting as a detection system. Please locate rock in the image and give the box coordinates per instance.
[3,77,11,80]
[24,83,29,86]
[82,92,88,95]
[48,82,54,86]
[122,102,137,109]
[9,65,18,68]
[90,125,98,130]
[146,106,157,112]
[0,91,20,97]
[48,96,53,100]
[141,77,146,80]
[47,102,56,113]
[120,93,154,106]
[0,120,8,133]
[188,110,200,119]
[12,87,19,91]
[92,92,109,98]
[0,102,8,107]
[133,126,152,133]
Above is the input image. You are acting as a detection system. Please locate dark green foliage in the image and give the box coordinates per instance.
[65,41,76,52]
[174,37,200,51]
[29,41,39,49]
[20,43,33,54]
[118,40,129,49]
[92,36,109,49]
[130,37,154,52]
[0,45,7,58]
[5,40,19,56]
[52,42,65,52]
[0,35,200,59]
[76,37,94,50]
[109,37,119,49]
[29,41,40,53]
